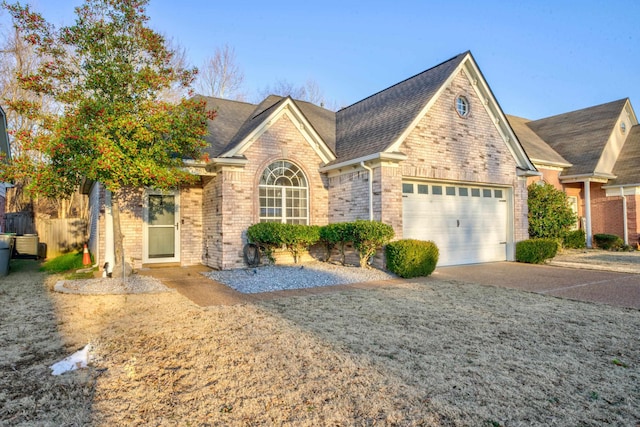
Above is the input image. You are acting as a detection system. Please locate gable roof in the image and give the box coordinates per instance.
[194,95,257,157]
[609,124,640,186]
[506,115,571,167]
[525,99,628,176]
[198,94,337,159]
[198,51,537,174]
[333,52,468,163]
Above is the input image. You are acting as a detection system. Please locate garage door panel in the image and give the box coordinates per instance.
[402,182,508,266]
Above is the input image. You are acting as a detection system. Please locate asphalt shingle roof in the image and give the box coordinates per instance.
[198,94,337,158]
[194,95,257,157]
[610,124,640,186]
[525,99,628,176]
[333,52,468,163]
[506,115,570,166]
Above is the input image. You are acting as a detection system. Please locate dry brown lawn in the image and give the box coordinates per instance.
[1,261,639,426]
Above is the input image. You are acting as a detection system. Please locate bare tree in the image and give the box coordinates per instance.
[257,78,328,107]
[159,36,192,103]
[196,44,245,100]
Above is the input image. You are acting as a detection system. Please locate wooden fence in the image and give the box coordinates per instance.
[36,218,88,258]
[4,212,88,258]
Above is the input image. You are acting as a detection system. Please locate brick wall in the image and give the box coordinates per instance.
[179,183,204,265]
[399,70,527,241]
[116,187,144,268]
[327,69,528,251]
[203,112,330,270]
[590,183,625,238]
[328,170,371,222]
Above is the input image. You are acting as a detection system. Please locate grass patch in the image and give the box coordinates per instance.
[40,251,87,273]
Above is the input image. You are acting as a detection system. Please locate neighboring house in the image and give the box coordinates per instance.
[508,99,640,247]
[85,51,538,271]
[0,106,10,233]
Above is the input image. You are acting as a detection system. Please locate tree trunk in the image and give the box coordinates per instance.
[110,191,132,278]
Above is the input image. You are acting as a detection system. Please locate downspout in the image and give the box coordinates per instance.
[360,161,373,221]
[621,187,629,245]
[584,180,593,248]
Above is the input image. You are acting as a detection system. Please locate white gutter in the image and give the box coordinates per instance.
[584,181,593,248]
[360,161,374,221]
[621,187,628,245]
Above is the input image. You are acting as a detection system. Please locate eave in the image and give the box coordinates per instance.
[318,152,408,173]
[560,173,615,184]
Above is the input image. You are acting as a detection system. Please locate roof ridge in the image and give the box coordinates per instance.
[531,98,628,123]
[194,94,257,107]
[337,51,469,113]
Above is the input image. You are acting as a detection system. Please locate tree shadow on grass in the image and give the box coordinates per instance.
[0,260,96,426]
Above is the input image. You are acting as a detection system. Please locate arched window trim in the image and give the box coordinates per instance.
[258,160,309,224]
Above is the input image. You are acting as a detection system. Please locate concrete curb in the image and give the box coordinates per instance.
[548,261,640,275]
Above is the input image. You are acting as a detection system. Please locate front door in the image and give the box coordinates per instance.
[143,191,180,263]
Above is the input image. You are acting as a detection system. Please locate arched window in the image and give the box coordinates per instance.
[258,160,308,224]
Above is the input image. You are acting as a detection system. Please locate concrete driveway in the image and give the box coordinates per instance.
[434,262,640,310]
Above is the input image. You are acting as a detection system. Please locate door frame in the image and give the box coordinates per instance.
[142,189,180,264]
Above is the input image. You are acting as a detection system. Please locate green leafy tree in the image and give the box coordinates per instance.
[527,182,577,239]
[0,0,212,276]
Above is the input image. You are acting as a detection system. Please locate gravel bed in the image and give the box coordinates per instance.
[205,261,397,294]
[54,274,172,295]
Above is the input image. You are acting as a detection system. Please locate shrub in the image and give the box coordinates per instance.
[515,238,559,264]
[386,239,439,278]
[247,222,282,262]
[528,182,577,239]
[593,233,623,250]
[563,229,586,249]
[246,222,320,263]
[280,224,320,263]
[351,220,395,268]
[319,222,353,264]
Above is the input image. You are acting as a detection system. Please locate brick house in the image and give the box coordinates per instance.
[85,51,538,271]
[508,99,640,248]
[0,106,10,233]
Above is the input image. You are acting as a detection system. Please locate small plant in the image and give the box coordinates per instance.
[593,233,623,250]
[386,239,439,278]
[612,358,628,368]
[515,238,558,264]
[351,220,395,268]
[563,229,586,249]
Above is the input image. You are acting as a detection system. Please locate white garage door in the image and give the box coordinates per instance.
[402,182,508,266]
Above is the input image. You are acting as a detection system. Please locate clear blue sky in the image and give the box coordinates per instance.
[3,0,639,119]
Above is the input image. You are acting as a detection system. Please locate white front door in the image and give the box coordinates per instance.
[143,191,180,263]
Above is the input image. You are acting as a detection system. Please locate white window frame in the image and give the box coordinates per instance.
[258,160,309,224]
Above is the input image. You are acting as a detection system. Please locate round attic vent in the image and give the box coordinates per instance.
[456,96,469,117]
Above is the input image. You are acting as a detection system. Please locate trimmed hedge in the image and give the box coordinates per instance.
[593,233,623,250]
[563,229,586,249]
[351,220,395,268]
[246,222,320,263]
[319,222,353,264]
[515,238,558,264]
[247,220,394,267]
[386,239,439,278]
